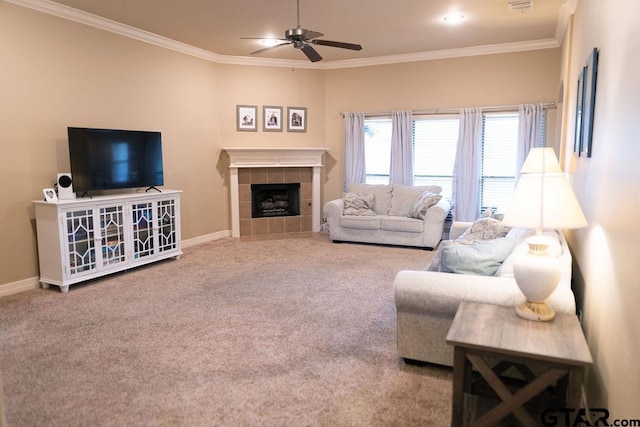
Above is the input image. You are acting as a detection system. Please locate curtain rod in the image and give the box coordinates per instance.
[339,102,556,118]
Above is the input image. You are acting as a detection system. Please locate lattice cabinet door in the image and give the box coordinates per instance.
[131,201,155,260]
[157,198,179,254]
[63,208,97,278]
[97,204,127,269]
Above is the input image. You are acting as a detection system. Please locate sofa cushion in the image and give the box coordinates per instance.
[389,184,442,216]
[339,215,381,230]
[380,216,424,233]
[343,192,376,216]
[440,237,516,276]
[407,191,443,220]
[349,183,393,215]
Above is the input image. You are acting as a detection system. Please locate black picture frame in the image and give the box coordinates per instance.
[573,67,585,155]
[581,48,599,158]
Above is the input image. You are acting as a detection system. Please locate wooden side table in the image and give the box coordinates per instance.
[446,302,592,427]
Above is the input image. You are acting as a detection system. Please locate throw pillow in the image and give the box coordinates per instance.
[460,217,506,241]
[440,237,516,276]
[343,192,376,216]
[348,183,393,215]
[388,184,442,217]
[480,207,494,218]
[407,191,442,220]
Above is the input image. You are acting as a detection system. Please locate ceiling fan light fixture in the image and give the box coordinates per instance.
[261,39,280,47]
[443,13,465,24]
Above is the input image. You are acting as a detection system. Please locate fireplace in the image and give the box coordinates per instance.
[223,147,328,237]
[251,183,300,218]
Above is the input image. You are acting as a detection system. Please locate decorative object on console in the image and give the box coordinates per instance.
[502,147,587,321]
[56,173,75,200]
[43,188,57,202]
[287,107,307,132]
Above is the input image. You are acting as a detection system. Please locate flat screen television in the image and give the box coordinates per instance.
[68,127,164,194]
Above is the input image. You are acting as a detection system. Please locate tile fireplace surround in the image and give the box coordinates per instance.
[224,148,328,238]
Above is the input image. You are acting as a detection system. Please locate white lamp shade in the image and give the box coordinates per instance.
[502,173,588,229]
[520,147,563,174]
[503,147,587,230]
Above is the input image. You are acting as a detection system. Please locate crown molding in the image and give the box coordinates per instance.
[554,0,579,45]
[320,39,561,70]
[6,0,563,70]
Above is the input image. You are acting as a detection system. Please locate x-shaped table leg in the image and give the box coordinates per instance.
[467,354,566,427]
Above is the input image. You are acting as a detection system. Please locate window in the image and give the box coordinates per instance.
[413,116,459,201]
[480,113,519,214]
[364,117,459,197]
[480,112,545,214]
[363,110,544,215]
[364,119,392,184]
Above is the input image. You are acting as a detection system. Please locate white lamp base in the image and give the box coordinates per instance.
[513,235,561,322]
[516,300,556,321]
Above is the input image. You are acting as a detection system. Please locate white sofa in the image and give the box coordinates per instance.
[323,183,451,249]
[393,221,577,367]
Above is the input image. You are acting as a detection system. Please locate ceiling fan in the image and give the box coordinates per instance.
[242,0,363,62]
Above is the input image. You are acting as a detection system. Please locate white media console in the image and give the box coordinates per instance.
[33,190,182,293]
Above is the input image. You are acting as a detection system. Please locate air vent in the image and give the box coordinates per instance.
[508,0,533,12]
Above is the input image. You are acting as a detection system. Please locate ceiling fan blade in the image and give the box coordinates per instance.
[250,42,292,55]
[242,37,288,42]
[301,30,324,40]
[301,44,322,62]
[311,39,363,51]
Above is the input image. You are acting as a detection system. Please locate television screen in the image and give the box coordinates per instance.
[68,127,164,193]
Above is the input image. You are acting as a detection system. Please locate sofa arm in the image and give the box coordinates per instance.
[323,199,344,240]
[449,221,472,240]
[423,198,451,225]
[393,270,576,316]
[323,198,344,218]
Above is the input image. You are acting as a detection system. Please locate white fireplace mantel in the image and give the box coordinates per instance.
[223,147,329,237]
[224,147,328,168]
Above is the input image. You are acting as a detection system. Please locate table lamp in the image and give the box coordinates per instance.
[502,147,587,321]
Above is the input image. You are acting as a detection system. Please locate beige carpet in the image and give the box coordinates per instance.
[0,233,452,426]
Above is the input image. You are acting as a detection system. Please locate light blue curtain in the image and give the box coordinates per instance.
[452,107,483,222]
[343,112,366,192]
[389,110,414,185]
[516,103,544,178]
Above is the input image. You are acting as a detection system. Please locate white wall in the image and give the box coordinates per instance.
[561,0,640,418]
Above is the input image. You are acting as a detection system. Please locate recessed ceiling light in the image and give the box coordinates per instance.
[443,13,464,24]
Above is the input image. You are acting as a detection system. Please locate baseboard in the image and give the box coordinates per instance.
[0,276,41,298]
[182,230,231,248]
[0,230,233,299]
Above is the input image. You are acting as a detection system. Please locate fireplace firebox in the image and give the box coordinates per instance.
[251,183,300,218]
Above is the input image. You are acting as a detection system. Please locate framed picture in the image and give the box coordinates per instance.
[287,107,307,132]
[581,48,599,158]
[236,105,257,132]
[43,188,57,202]
[263,106,283,132]
[573,67,585,155]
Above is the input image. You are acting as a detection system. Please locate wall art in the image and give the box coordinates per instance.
[287,107,307,132]
[237,105,258,132]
